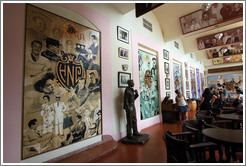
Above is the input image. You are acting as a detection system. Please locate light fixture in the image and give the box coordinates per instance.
[200,3,212,12]
[215,33,223,40]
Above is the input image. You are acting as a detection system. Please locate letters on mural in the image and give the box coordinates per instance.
[22,5,101,159]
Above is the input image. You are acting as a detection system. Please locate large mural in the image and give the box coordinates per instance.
[138,49,159,120]
[22,5,101,159]
[190,67,196,99]
[173,61,183,98]
[207,73,243,96]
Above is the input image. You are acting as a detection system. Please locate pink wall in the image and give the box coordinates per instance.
[132,31,163,130]
[3,3,113,163]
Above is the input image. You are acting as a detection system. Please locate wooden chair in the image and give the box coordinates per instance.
[163,130,217,163]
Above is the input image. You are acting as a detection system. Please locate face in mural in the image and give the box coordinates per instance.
[174,76,180,89]
[144,70,152,88]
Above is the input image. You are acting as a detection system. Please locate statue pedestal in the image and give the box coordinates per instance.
[121,134,149,145]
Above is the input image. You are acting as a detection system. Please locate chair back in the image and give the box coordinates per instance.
[163,130,189,163]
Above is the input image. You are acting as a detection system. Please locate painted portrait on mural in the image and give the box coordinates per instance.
[196,69,201,98]
[173,61,183,98]
[138,49,159,120]
[207,73,243,97]
[190,68,196,99]
[22,5,101,159]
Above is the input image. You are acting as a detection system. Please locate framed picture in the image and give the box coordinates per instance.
[179,3,243,35]
[118,72,131,88]
[186,91,190,99]
[118,47,129,59]
[22,4,102,159]
[186,81,189,90]
[174,41,179,49]
[165,78,170,90]
[117,26,129,44]
[138,49,159,119]
[166,91,171,97]
[185,69,189,79]
[163,49,169,60]
[197,26,243,50]
[173,60,183,97]
[164,62,169,74]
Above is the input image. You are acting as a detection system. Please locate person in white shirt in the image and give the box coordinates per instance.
[54,95,67,136]
[175,89,188,122]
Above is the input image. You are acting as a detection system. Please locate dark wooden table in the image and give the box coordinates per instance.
[217,114,243,129]
[202,128,243,162]
[217,114,243,121]
[220,106,236,114]
[221,106,236,110]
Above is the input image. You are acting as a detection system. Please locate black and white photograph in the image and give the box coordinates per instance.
[165,78,170,90]
[118,72,131,88]
[185,69,189,79]
[186,81,189,90]
[117,26,129,44]
[186,91,190,99]
[164,62,169,74]
[163,49,169,60]
[166,91,171,97]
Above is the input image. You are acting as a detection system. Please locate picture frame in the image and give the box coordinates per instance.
[179,3,243,35]
[185,69,189,79]
[186,91,190,99]
[165,78,170,90]
[163,49,169,60]
[197,26,243,50]
[117,26,129,44]
[173,60,183,97]
[186,81,189,90]
[164,62,169,74]
[166,91,171,97]
[118,72,131,88]
[118,47,129,59]
[22,4,102,159]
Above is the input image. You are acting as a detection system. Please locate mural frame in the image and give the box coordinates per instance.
[22,4,102,159]
[138,49,159,120]
[197,26,243,50]
[190,67,196,99]
[179,3,243,35]
[172,60,183,97]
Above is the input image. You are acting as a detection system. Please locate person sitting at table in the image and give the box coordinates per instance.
[198,88,217,111]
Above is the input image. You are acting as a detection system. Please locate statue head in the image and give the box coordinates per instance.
[127,80,134,87]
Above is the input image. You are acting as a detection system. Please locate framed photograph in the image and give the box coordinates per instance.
[118,47,129,59]
[118,72,131,88]
[186,81,189,90]
[166,91,171,97]
[185,69,188,79]
[197,26,243,50]
[163,49,169,60]
[117,26,129,44]
[165,78,170,90]
[22,4,102,159]
[186,91,190,99]
[179,3,243,35]
[164,62,169,74]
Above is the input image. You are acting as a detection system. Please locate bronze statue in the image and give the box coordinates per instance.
[123,80,141,139]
